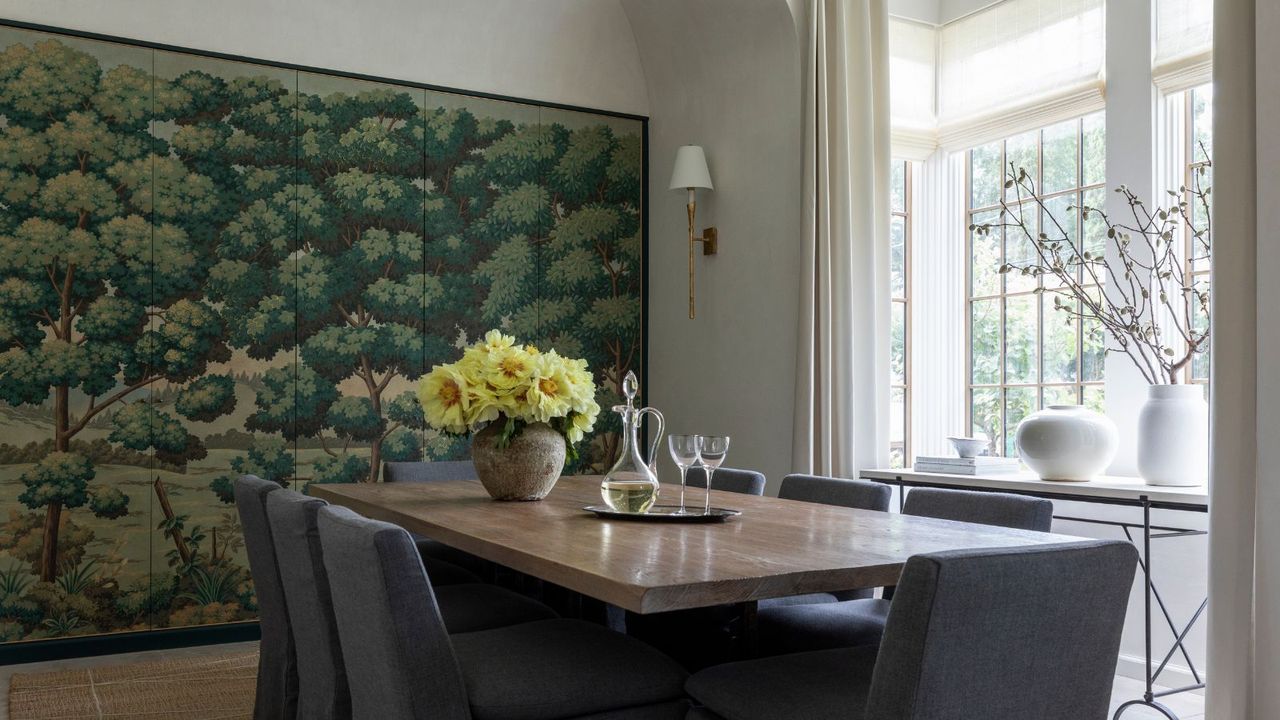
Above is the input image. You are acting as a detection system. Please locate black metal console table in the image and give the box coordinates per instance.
[860,468,1208,720]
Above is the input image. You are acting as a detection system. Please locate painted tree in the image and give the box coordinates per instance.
[475,122,644,470]
[0,40,236,581]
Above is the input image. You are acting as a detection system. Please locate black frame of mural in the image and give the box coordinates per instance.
[0,17,649,664]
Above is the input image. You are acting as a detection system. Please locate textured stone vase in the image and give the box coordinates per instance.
[471,420,566,501]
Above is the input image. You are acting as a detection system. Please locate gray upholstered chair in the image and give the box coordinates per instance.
[234,475,299,720]
[758,486,1056,655]
[316,504,689,720]
[383,460,478,483]
[765,474,894,606]
[684,466,766,496]
[778,473,893,511]
[901,486,1054,531]
[687,540,1138,720]
[268,486,554,637]
[382,460,490,578]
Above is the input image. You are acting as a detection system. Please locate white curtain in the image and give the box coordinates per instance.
[792,0,891,478]
[1208,0,1279,717]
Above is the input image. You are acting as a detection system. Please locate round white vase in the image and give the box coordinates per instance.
[1138,384,1208,487]
[1015,405,1118,482]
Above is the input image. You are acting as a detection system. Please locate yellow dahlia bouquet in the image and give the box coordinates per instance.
[418,330,601,458]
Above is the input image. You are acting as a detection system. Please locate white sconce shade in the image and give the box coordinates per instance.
[668,145,714,191]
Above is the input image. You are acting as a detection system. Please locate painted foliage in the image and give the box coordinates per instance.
[0,25,644,644]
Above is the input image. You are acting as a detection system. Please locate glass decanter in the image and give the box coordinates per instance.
[600,371,665,513]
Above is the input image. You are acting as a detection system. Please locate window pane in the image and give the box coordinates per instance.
[1043,385,1078,407]
[971,387,1001,456]
[1083,384,1105,413]
[971,298,1001,385]
[890,215,907,298]
[1005,130,1039,198]
[1004,294,1038,385]
[1191,280,1210,380]
[891,301,906,386]
[891,160,907,213]
[971,209,1002,296]
[1192,85,1214,162]
[1005,386,1036,456]
[1082,111,1106,186]
[1082,186,1108,260]
[1043,297,1079,383]
[1042,193,1079,287]
[971,142,1002,208]
[890,386,906,468]
[1042,119,1079,194]
[1082,311,1106,382]
[1004,205,1039,294]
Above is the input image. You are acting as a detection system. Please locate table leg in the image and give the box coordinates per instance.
[739,601,759,658]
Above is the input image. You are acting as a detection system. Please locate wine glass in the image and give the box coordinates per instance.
[668,434,701,514]
[696,435,730,515]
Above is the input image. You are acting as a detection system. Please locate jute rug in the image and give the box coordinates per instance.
[8,651,257,719]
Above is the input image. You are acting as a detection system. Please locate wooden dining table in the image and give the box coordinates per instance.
[310,474,1089,615]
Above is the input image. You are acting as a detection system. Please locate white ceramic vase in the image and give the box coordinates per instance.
[1137,384,1208,487]
[1015,405,1119,482]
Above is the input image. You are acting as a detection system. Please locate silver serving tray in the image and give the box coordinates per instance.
[583,504,741,523]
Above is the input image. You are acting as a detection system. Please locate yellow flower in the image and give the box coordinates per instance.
[486,345,535,391]
[418,364,470,434]
[526,352,575,423]
[482,329,516,352]
[566,399,600,443]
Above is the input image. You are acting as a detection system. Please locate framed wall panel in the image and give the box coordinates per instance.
[0,18,646,652]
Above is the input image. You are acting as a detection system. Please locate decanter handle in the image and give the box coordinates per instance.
[638,407,665,474]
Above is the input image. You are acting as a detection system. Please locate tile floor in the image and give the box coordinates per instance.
[0,641,1205,720]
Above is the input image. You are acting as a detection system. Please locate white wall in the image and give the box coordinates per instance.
[0,0,648,116]
[622,0,804,490]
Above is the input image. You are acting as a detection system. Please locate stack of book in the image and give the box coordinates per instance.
[913,455,1021,475]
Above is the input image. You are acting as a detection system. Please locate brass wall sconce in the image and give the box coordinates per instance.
[669,145,716,319]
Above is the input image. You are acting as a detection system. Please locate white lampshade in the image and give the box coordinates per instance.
[668,145,714,191]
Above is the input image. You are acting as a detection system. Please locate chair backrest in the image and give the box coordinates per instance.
[684,467,766,496]
[902,487,1053,532]
[383,460,478,483]
[865,540,1138,720]
[317,504,470,720]
[234,475,299,720]
[266,490,349,720]
[778,474,892,511]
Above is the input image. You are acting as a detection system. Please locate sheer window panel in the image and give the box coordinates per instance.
[889,160,912,467]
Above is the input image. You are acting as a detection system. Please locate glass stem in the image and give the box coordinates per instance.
[679,467,688,513]
[703,468,715,515]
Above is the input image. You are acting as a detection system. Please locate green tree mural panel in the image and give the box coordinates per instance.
[0,23,645,645]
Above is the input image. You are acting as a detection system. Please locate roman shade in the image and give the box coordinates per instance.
[936,0,1106,149]
[889,17,938,160]
[1154,0,1213,93]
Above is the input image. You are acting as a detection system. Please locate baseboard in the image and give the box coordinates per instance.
[1115,652,1205,694]
[0,622,260,666]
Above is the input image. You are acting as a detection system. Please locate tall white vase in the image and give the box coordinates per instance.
[1137,385,1208,487]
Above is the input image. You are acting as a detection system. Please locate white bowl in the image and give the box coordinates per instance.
[946,436,989,458]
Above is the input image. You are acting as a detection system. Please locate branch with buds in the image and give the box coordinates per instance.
[970,150,1212,385]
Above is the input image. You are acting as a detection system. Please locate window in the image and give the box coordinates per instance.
[1180,83,1213,384]
[966,113,1106,456]
[890,160,911,467]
